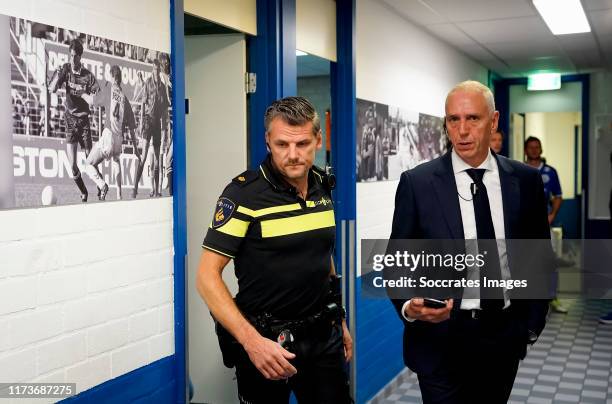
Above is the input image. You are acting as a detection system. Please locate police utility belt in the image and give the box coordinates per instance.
[214,275,345,368]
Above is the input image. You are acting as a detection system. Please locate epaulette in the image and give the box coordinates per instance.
[232,169,259,187]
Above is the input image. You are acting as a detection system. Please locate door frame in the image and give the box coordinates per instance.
[170,1,188,403]
[494,74,593,237]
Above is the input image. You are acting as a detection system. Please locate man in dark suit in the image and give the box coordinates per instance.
[389,81,550,403]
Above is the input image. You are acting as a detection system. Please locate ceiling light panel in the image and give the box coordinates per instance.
[533,0,591,35]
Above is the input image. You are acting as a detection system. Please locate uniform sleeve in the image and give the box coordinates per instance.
[202,183,252,259]
[549,167,562,197]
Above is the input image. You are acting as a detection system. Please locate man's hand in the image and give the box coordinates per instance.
[548,213,555,225]
[341,319,353,362]
[242,334,297,380]
[404,298,453,323]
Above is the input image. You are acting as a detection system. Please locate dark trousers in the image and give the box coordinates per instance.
[234,323,350,404]
[416,311,524,404]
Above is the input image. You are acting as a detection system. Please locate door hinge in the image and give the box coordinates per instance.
[245,72,256,94]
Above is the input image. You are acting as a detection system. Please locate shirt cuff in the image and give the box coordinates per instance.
[401,299,416,322]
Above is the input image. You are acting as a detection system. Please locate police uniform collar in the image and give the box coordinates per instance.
[259,154,320,193]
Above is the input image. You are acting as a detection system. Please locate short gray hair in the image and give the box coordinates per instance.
[446,80,495,113]
[264,96,321,136]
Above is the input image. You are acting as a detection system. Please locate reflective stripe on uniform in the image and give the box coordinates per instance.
[238,203,301,218]
[237,201,318,217]
[210,217,250,237]
[260,210,335,238]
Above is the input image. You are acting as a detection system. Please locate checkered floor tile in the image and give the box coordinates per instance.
[368,299,612,404]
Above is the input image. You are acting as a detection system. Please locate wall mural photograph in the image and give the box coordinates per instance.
[1,15,173,209]
[356,98,446,182]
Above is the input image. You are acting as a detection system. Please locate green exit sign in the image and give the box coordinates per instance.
[527,73,561,91]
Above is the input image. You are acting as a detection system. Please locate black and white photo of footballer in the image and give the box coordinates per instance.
[49,38,101,202]
[4,15,173,209]
[356,99,389,182]
[84,65,141,200]
[132,58,169,199]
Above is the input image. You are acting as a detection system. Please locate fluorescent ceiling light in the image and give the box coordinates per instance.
[533,0,591,35]
[527,73,561,91]
[296,50,308,56]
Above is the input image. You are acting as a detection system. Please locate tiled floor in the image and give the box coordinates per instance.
[369,299,612,404]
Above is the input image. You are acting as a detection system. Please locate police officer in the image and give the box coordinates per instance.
[196,97,352,404]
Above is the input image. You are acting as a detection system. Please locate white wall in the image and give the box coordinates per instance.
[356,0,488,274]
[0,0,174,399]
[185,34,247,404]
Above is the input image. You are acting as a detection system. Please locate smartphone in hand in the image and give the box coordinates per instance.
[423,298,447,309]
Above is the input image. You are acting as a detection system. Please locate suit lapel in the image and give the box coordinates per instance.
[433,153,465,239]
[496,154,520,239]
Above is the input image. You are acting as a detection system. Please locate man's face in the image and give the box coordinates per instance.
[69,49,81,70]
[265,117,322,183]
[445,89,499,167]
[490,131,503,154]
[525,140,542,160]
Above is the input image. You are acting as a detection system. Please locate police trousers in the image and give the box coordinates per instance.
[234,323,351,404]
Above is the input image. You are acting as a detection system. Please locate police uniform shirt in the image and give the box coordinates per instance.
[202,156,335,319]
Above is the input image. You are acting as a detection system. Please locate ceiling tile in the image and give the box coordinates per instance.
[589,8,612,36]
[583,0,612,11]
[599,34,612,48]
[460,44,500,61]
[486,40,563,60]
[382,0,447,25]
[556,32,598,52]
[480,59,512,75]
[565,49,602,65]
[423,0,536,22]
[457,16,555,44]
[425,23,477,47]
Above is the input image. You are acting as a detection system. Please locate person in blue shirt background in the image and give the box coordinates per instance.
[525,136,562,225]
[525,136,567,314]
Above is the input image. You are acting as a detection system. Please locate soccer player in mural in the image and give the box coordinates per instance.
[49,38,101,202]
[132,58,168,198]
[84,65,141,200]
[159,53,173,196]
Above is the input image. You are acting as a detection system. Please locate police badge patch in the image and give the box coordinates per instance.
[212,197,236,228]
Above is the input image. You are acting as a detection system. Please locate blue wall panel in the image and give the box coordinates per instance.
[60,356,175,404]
[355,277,404,403]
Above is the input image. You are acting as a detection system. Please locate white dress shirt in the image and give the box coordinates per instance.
[402,149,510,321]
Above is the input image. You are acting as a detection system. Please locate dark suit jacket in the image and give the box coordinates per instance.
[389,151,551,375]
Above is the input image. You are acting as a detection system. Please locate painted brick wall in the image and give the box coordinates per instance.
[0,199,175,398]
[0,1,174,401]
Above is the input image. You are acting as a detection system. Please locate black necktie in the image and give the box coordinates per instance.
[465,168,504,310]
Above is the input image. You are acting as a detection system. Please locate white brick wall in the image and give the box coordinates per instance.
[0,197,175,395]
